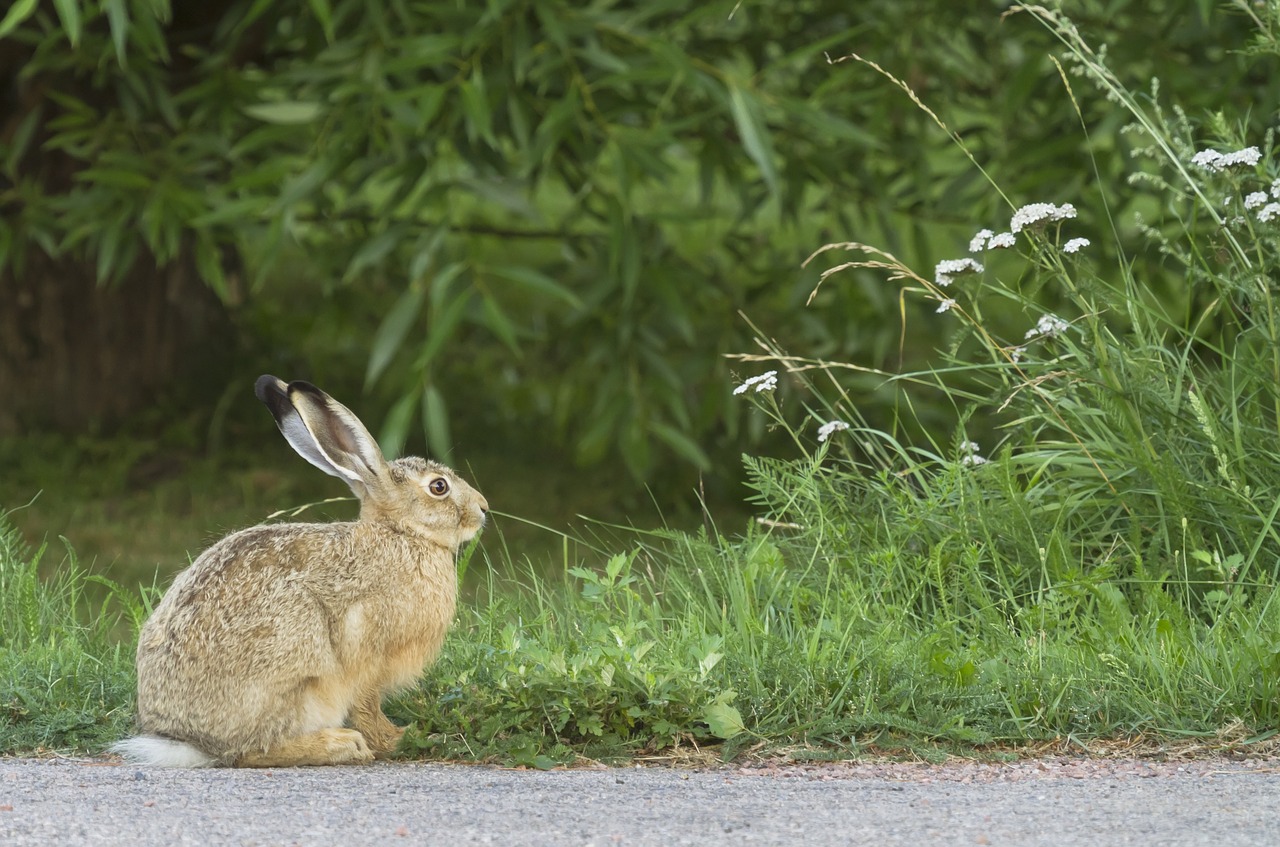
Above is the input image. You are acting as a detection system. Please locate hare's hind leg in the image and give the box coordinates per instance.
[349,689,405,758]
[234,728,374,767]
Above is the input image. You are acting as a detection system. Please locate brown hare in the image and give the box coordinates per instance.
[112,376,487,767]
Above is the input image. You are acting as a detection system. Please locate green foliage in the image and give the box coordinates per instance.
[0,513,137,752]
[5,1,1276,481]
[394,550,743,764]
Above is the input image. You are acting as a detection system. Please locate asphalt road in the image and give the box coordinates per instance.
[1,756,1276,845]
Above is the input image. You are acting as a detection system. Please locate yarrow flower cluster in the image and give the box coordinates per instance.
[969,228,1017,251]
[1196,142,1280,224]
[733,370,777,395]
[934,257,983,287]
[1219,152,1280,223]
[817,420,850,442]
[964,202,1081,263]
[968,229,994,253]
[1190,146,1261,173]
[1010,202,1077,233]
[949,205,1087,335]
[959,441,988,466]
[1025,313,1069,340]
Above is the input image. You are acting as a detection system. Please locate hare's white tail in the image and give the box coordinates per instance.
[110,736,216,768]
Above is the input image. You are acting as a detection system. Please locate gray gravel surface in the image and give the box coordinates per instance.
[2,755,1277,845]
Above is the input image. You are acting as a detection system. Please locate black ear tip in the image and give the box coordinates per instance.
[254,374,286,404]
[286,380,326,402]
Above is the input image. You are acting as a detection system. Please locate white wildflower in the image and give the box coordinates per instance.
[1062,237,1091,254]
[969,229,994,253]
[959,441,988,466]
[1025,313,1070,340]
[1010,202,1077,233]
[1271,178,1280,199]
[817,420,850,442]
[1223,146,1262,168]
[987,232,1017,249]
[935,257,983,286]
[1258,203,1280,223]
[1245,191,1269,210]
[936,298,957,314]
[733,370,778,395]
[1009,346,1025,363]
[1191,146,1261,173]
[1191,149,1224,172]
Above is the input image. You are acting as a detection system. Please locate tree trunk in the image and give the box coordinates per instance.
[0,27,238,437]
[0,247,230,436]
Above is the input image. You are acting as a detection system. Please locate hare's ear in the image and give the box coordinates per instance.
[254,375,387,490]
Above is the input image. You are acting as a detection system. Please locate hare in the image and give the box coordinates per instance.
[111,375,488,767]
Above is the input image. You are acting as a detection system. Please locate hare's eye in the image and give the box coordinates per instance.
[427,477,450,497]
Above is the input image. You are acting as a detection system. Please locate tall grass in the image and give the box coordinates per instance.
[395,489,1280,764]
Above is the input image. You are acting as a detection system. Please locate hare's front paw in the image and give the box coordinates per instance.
[324,728,375,764]
[235,728,375,767]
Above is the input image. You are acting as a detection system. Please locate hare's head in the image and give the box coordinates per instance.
[254,376,488,548]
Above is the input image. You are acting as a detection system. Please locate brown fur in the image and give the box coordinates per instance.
[116,380,487,767]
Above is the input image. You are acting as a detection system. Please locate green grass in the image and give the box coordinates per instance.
[5,482,1279,763]
[0,515,139,753]
[390,466,1280,766]
[7,6,1280,764]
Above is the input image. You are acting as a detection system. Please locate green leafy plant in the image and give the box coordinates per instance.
[5,1,1271,482]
